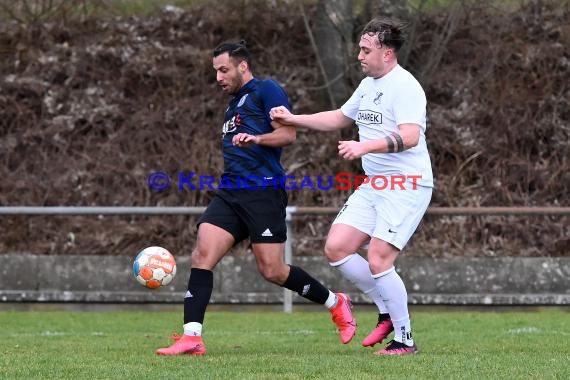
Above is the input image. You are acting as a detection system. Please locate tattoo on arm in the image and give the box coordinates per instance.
[392,133,405,152]
[385,135,395,153]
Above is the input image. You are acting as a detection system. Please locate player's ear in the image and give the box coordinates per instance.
[239,61,247,73]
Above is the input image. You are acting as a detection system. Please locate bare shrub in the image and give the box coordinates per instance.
[0,0,568,257]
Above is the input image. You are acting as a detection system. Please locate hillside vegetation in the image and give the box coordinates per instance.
[0,0,568,257]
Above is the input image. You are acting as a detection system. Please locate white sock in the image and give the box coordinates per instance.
[330,253,388,314]
[372,267,413,346]
[324,291,338,309]
[183,322,203,336]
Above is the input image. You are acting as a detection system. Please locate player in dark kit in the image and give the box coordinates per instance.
[156,40,356,356]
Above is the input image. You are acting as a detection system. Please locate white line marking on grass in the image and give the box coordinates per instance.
[5,331,106,337]
[173,330,316,337]
[254,330,315,335]
[506,327,541,334]
[506,327,570,336]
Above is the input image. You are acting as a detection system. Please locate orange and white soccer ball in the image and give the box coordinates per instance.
[133,246,177,289]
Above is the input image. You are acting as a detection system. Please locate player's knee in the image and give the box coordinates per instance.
[368,258,389,274]
[368,250,396,273]
[258,264,286,284]
[324,241,346,262]
[190,248,209,268]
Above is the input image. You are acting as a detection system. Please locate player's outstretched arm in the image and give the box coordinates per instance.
[269,107,352,132]
[337,124,420,160]
[232,121,296,148]
[361,123,421,154]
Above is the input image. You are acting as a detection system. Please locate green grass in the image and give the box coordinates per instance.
[1,307,568,379]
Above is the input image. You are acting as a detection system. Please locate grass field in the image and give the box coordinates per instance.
[1,306,568,379]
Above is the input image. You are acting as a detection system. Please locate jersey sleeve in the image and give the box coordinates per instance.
[340,80,364,120]
[259,79,292,118]
[393,81,427,130]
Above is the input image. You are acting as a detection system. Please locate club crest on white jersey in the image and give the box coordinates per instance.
[373,91,383,105]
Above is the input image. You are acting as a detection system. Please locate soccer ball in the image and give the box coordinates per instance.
[133,246,177,289]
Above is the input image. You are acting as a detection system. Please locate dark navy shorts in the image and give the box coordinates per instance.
[197,188,288,244]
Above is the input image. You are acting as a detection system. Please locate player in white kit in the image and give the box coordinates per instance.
[270,17,433,355]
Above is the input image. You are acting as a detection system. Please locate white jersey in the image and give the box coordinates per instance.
[341,65,434,188]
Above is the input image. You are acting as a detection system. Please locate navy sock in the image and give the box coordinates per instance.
[282,265,329,304]
[183,268,214,324]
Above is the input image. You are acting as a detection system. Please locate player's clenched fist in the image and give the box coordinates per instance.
[269,106,294,125]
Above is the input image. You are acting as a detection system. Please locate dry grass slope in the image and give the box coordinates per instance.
[0,1,568,256]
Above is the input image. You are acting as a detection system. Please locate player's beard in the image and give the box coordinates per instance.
[228,72,245,95]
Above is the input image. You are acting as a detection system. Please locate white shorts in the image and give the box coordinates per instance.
[332,183,432,250]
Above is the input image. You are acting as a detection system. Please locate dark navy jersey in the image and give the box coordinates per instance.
[219,78,291,189]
